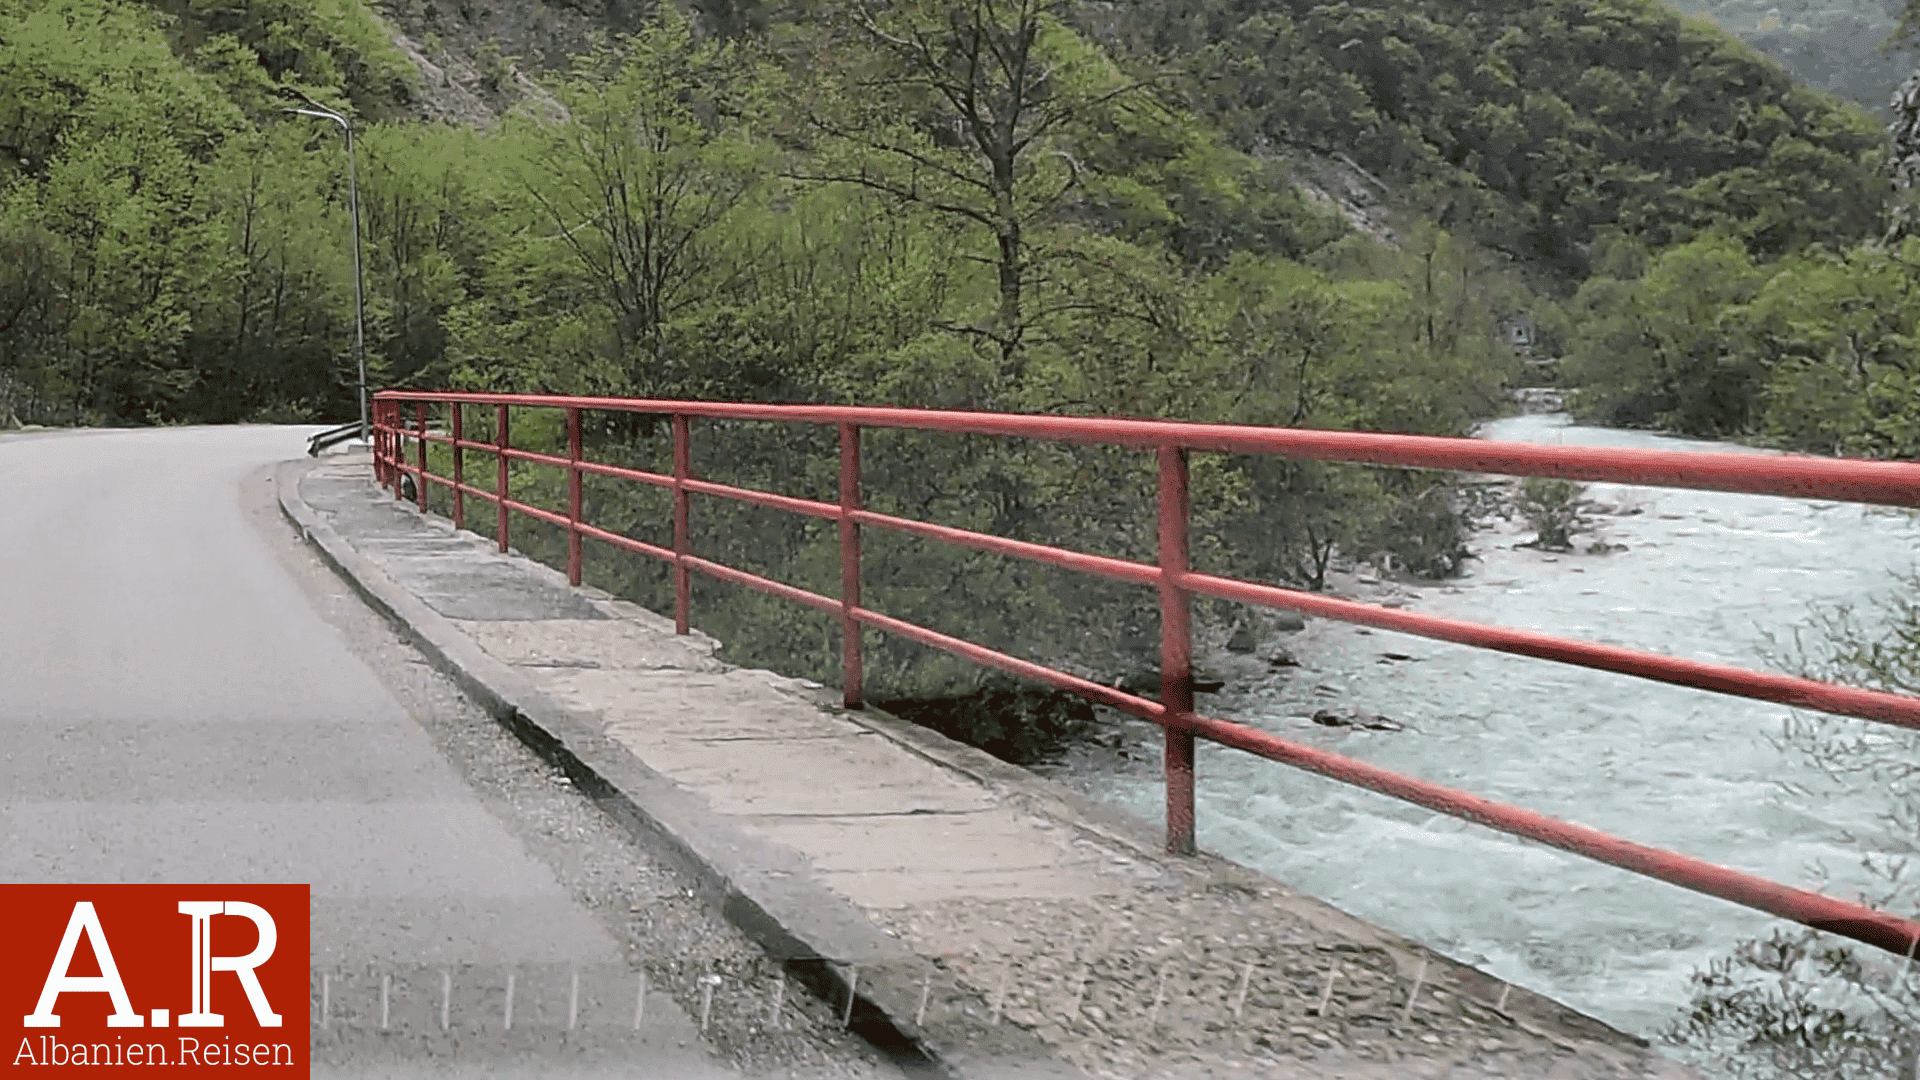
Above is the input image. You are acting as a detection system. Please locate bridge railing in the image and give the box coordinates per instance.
[371,390,1920,959]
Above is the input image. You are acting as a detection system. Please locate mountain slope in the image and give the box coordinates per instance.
[1089,0,1890,289]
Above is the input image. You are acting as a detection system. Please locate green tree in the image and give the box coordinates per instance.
[356,123,486,388]
[1739,238,1920,458]
[1561,232,1771,434]
[1097,0,1887,287]
[507,14,770,394]
[787,0,1161,387]
[175,123,361,421]
[0,0,247,423]
[162,0,419,114]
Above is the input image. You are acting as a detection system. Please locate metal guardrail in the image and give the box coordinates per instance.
[372,391,1920,959]
[307,420,364,457]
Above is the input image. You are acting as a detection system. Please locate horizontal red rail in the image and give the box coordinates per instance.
[851,603,1167,719]
[370,392,1920,961]
[1182,572,1920,731]
[378,391,1920,506]
[1183,712,1920,955]
[852,508,1163,586]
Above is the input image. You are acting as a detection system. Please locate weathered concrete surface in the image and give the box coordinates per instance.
[284,453,1709,1080]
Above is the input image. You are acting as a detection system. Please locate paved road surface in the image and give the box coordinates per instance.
[0,426,901,1080]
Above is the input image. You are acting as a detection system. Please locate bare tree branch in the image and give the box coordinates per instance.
[782,169,998,228]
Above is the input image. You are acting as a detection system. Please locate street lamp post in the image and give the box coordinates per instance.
[285,102,368,445]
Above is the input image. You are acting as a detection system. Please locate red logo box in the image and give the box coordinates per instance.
[3,885,309,1075]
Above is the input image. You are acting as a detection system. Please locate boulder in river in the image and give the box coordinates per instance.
[1265,646,1301,668]
[1226,624,1261,653]
[1117,670,1227,695]
[1311,707,1405,731]
[1271,610,1307,633]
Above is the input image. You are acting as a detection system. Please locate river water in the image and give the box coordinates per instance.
[1041,412,1919,1065]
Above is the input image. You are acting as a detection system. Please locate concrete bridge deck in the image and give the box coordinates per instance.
[281,452,1705,1080]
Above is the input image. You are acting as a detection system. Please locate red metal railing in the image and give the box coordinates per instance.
[371,392,1920,959]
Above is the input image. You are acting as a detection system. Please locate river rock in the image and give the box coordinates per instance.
[1270,610,1307,633]
[1311,707,1405,731]
[1117,670,1227,694]
[1265,646,1300,668]
[1226,624,1260,653]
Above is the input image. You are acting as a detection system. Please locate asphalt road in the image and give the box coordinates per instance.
[0,426,904,1080]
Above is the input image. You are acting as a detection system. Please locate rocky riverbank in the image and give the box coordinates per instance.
[900,470,1531,765]
[886,562,1442,768]
[907,468,1649,769]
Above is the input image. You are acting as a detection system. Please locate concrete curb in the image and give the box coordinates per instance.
[275,457,972,1078]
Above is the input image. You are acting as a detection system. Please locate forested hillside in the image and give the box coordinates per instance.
[0,0,1904,702]
[1092,0,1889,285]
[1544,0,1920,454]
[1666,0,1914,120]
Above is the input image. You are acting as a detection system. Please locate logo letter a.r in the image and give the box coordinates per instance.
[22,902,145,1028]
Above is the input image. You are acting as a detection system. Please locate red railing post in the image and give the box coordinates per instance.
[672,414,691,635]
[451,402,465,530]
[373,399,387,487]
[496,404,510,553]
[567,406,583,587]
[414,402,428,511]
[385,399,395,488]
[1158,444,1197,856]
[839,423,864,709]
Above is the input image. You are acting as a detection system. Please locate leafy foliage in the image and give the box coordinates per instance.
[1554,231,1920,455]
[1095,0,1889,287]
[1652,0,1919,127]
[4,0,1905,727]
[163,0,418,118]
[1558,232,1772,435]
[1666,568,1920,1079]
[1513,477,1585,551]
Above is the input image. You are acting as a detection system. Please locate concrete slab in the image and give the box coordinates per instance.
[813,867,1123,909]
[533,670,879,740]
[458,619,723,672]
[354,536,499,555]
[378,559,608,621]
[739,811,1104,874]
[632,732,994,817]
[735,810,1124,909]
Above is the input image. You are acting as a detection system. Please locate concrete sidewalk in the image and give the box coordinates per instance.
[279,452,1704,1080]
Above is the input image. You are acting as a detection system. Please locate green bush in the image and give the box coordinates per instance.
[1514,476,1585,551]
